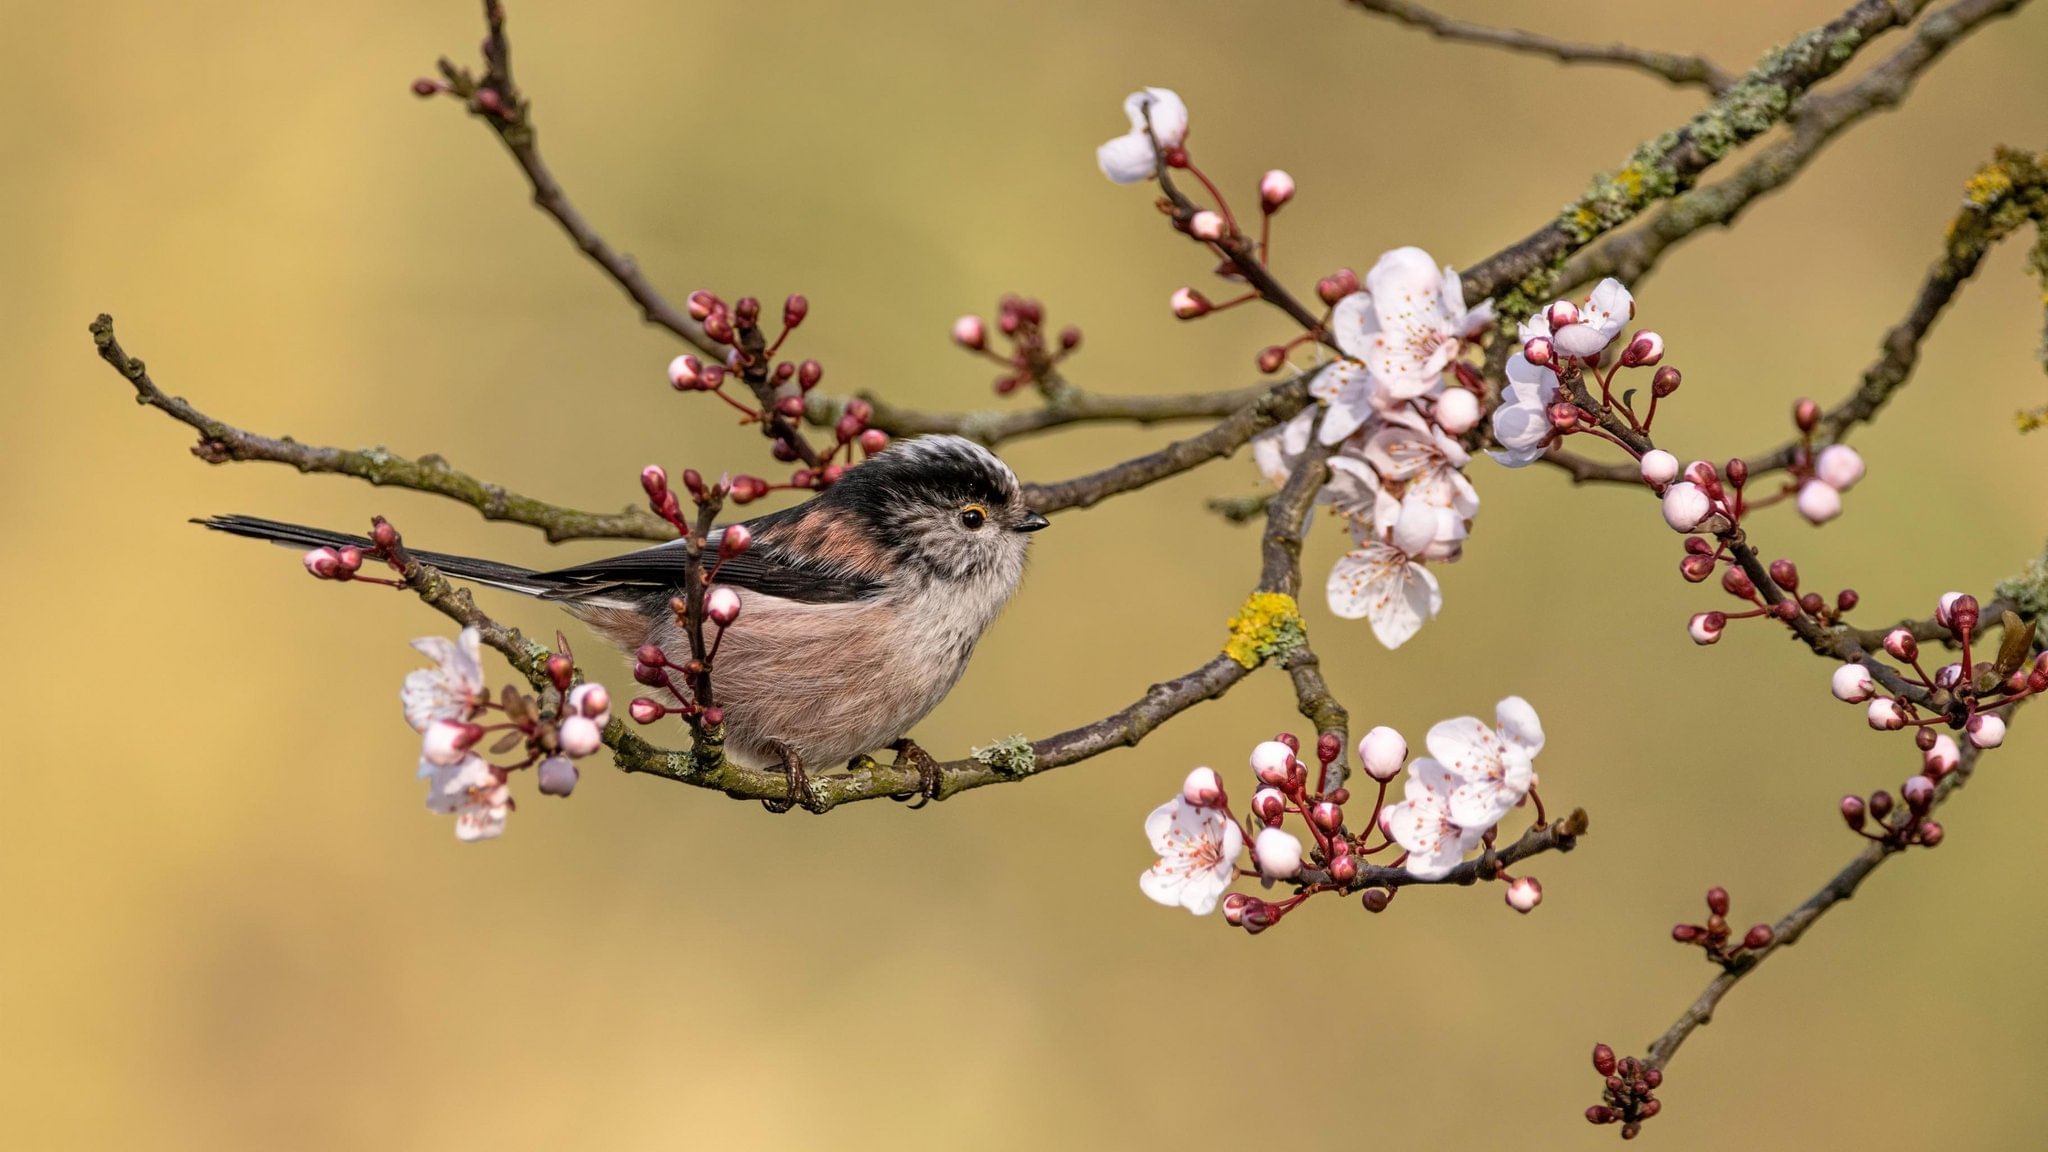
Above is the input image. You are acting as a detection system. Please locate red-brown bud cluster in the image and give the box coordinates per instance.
[1670,885,1774,968]
[1585,1045,1662,1139]
[954,294,1082,395]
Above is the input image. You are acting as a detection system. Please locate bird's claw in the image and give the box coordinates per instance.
[887,738,944,809]
[761,742,821,814]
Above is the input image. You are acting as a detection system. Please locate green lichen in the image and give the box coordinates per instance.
[1996,544,2048,649]
[1223,591,1305,669]
[972,734,1036,777]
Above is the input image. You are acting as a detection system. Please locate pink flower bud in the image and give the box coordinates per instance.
[1548,401,1580,430]
[1742,924,1774,950]
[705,586,742,627]
[667,354,702,389]
[1251,786,1287,824]
[1253,826,1303,879]
[858,428,890,454]
[411,78,442,97]
[1310,801,1343,834]
[1794,397,1820,431]
[535,755,579,797]
[1328,855,1357,884]
[1661,482,1711,532]
[1545,299,1579,330]
[1221,892,1251,926]
[1357,726,1406,782]
[1679,554,1716,582]
[1769,558,1798,593]
[1883,628,1918,661]
[1619,330,1664,367]
[422,719,480,767]
[1433,387,1480,434]
[1901,773,1934,813]
[1966,712,2006,748]
[1705,886,1729,916]
[568,682,610,721]
[1259,169,1295,211]
[716,525,754,560]
[1249,740,1294,786]
[640,465,669,500]
[1796,480,1842,525]
[1638,449,1679,487]
[1688,611,1725,646]
[1522,336,1554,366]
[1866,698,1906,731]
[303,547,343,579]
[558,714,603,758]
[951,315,986,350]
[628,697,664,724]
[1948,594,1980,636]
[1814,443,1864,491]
[1505,876,1542,913]
[1170,287,1211,319]
[1831,663,1875,703]
[1840,794,1866,831]
[1188,210,1225,241]
[1181,766,1225,807]
[1924,733,1961,777]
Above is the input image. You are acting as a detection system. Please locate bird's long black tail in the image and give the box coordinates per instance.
[196,514,558,598]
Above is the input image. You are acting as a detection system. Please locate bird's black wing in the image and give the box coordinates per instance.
[538,504,885,605]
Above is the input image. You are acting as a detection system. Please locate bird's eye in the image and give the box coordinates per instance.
[959,504,988,530]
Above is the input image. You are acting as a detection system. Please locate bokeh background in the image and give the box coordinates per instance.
[6,1,2047,1147]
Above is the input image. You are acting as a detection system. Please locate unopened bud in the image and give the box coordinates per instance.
[1170,287,1211,319]
[797,359,823,391]
[1259,169,1296,212]
[1250,740,1294,786]
[782,293,809,329]
[687,290,718,321]
[1310,801,1343,834]
[704,586,742,627]
[1434,387,1480,434]
[1688,612,1725,645]
[1651,365,1682,397]
[1523,336,1555,367]
[1966,712,2006,748]
[1671,923,1703,943]
[1357,726,1406,782]
[1505,876,1542,913]
[1593,1044,1618,1076]
[1680,554,1716,583]
[545,652,574,692]
[1840,794,1866,830]
[1706,886,1730,917]
[859,428,890,454]
[1869,789,1895,819]
[1546,299,1580,330]
[1251,786,1286,824]
[557,714,603,758]
[1918,820,1944,846]
[1786,395,1821,432]
[303,547,343,579]
[629,697,665,724]
[536,755,579,797]
[1867,699,1906,731]
[1948,594,1980,636]
[1256,345,1288,374]
[1188,210,1225,241]
[1619,330,1664,367]
[1901,773,1934,813]
[1181,766,1225,807]
[1883,628,1918,661]
[667,354,703,389]
[1742,924,1774,950]
[1360,888,1392,913]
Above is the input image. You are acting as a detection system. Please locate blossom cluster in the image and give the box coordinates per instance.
[625,466,752,731]
[952,295,1083,396]
[401,626,611,841]
[1139,697,1551,929]
[663,289,890,501]
[1829,591,2039,756]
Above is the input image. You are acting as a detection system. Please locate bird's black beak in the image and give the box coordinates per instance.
[1015,510,1051,533]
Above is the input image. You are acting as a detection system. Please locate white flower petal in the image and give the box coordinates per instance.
[1096,132,1157,184]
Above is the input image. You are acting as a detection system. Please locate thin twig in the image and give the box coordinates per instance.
[1348,0,1734,93]
[1561,0,2032,290]
[90,315,675,544]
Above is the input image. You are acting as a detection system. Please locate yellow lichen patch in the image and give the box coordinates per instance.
[1964,165,2014,208]
[1224,592,1306,669]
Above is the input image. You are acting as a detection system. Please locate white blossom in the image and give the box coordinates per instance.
[1327,247,1494,403]
[421,753,511,842]
[401,627,486,733]
[1831,663,1875,703]
[1815,444,1865,491]
[1549,278,1634,360]
[1661,482,1712,532]
[1327,493,1442,649]
[1362,412,1478,549]
[1139,795,1244,915]
[1357,725,1408,783]
[1097,87,1187,184]
[1250,406,1317,488]
[1427,696,1543,832]
[1489,314,1559,468]
[1382,759,1482,880]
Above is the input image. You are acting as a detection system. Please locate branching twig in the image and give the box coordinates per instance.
[1641,704,2018,1070]
[807,381,1275,448]
[1348,0,1734,93]
[1462,0,1936,309]
[1562,0,2032,290]
[1545,147,2048,486]
[90,315,675,544]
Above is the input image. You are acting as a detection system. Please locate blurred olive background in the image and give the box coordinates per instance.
[6,1,2047,1147]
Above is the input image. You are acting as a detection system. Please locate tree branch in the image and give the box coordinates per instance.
[1641,702,2020,1070]
[808,380,1276,448]
[89,314,676,544]
[1561,0,2032,291]
[1542,147,2048,485]
[1347,0,1734,93]
[1462,0,1936,310]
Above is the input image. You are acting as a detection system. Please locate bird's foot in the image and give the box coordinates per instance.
[761,741,821,814]
[887,738,944,809]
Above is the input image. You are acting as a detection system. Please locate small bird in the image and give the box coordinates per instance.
[201,435,1049,798]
